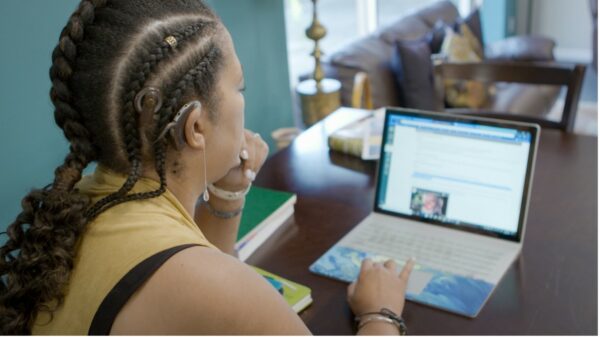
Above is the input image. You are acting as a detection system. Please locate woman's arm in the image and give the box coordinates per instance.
[193,197,244,255]
[110,246,311,335]
[194,129,268,256]
[111,248,413,335]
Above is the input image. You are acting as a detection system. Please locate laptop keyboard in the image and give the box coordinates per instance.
[342,220,508,278]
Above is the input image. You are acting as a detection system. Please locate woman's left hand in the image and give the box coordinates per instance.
[213,129,269,192]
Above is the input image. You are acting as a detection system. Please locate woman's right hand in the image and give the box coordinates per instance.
[347,258,415,318]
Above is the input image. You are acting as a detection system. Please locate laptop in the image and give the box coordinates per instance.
[310,108,540,317]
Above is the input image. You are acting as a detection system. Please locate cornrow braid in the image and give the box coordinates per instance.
[96,45,222,209]
[51,0,109,191]
[151,46,222,197]
[1,0,226,333]
[0,0,108,333]
[85,21,215,219]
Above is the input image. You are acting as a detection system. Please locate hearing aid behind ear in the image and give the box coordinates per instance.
[155,100,202,150]
[169,100,202,150]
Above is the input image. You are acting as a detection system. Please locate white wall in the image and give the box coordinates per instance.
[530,0,593,62]
[515,0,530,35]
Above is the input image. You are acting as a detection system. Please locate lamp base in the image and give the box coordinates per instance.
[297,78,341,127]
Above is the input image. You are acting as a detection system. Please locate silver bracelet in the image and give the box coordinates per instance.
[201,199,244,219]
[355,308,407,335]
[208,183,252,201]
[357,315,400,333]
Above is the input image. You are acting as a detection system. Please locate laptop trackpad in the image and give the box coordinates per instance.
[407,270,433,295]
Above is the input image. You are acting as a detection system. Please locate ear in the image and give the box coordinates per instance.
[182,102,207,151]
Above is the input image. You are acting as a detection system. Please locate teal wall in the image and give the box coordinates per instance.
[206,0,294,140]
[0,0,293,238]
[481,0,516,44]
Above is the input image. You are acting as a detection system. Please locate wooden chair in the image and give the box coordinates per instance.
[351,71,374,110]
[433,62,586,132]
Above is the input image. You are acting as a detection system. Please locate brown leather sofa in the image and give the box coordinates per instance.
[321,0,561,117]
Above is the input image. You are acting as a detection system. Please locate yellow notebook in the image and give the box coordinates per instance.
[253,267,312,313]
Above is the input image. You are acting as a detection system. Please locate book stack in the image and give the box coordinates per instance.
[328,108,385,160]
[253,267,313,313]
[235,186,297,261]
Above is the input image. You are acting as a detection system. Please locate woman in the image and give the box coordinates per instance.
[0,0,413,334]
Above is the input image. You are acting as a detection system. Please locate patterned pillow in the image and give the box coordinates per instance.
[441,25,492,109]
[460,23,484,59]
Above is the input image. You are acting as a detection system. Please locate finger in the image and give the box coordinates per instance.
[239,148,249,161]
[255,137,269,168]
[241,132,257,180]
[240,130,267,183]
[242,130,257,163]
[372,262,384,269]
[360,258,373,271]
[399,258,416,282]
[347,282,356,297]
[249,131,269,169]
[383,259,398,273]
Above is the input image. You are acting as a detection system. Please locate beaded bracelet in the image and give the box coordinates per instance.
[354,308,407,335]
[201,199,244,219]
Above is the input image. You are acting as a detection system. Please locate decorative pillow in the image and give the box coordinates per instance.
[459,23,484,59]
[429,18,483,58]
[463,8,484,48]
[441,26,491,109]
[390,39,440,111]
[428,20,448,54]
[441,25,482,62]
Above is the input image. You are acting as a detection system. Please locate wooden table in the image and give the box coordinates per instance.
[249,108,598,335]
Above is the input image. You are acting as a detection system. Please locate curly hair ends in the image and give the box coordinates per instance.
[0,0,224,333]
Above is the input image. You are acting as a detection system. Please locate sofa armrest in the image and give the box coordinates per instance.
[485,36,556,62]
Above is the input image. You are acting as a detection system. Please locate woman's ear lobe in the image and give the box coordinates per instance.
[183,102,206,150]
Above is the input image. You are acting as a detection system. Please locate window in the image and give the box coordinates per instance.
[284,0,359,86]
[377,0,462,28]
[284,0,474,87]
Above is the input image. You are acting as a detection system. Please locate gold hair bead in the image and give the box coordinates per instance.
[164,35,178,48]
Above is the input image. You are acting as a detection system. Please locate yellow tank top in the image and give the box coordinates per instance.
[32,166,217,334]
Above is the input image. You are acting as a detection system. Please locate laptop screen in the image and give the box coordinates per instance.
[375,109,539,242]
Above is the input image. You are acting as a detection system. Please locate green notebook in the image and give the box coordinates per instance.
[253,267,313,313]
[235,186,297,261]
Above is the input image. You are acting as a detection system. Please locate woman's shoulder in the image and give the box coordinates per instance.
[110,247,311,335]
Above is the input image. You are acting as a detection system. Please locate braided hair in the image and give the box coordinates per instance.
[0,0,225,333]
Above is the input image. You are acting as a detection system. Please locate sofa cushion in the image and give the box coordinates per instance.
[328,35,400,107]
[485,36,556,61]
[488,83,561,117]
[376,15,432,45]
[329,35,392,69]
[416,0,460,27]
[390,39,439,111]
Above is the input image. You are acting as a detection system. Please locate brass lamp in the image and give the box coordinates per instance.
[297,0,342,127]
